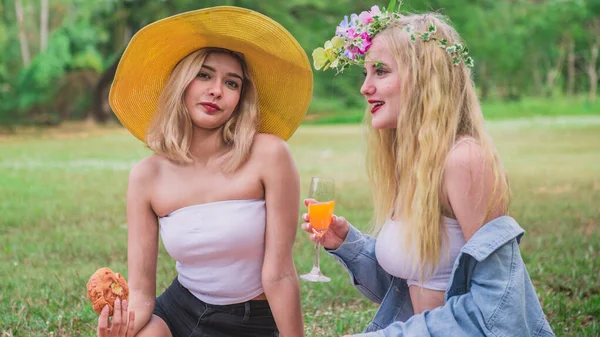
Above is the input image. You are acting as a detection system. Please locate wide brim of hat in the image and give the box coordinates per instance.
[109,6,313,142]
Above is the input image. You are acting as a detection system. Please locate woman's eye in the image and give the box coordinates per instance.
[376,69,387,76]
[197,72,210,79]
[226,80,240,89]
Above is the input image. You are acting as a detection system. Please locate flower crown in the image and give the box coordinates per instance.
[312,0,474,73]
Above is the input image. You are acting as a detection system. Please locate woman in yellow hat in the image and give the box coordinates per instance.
[96,6,312,337]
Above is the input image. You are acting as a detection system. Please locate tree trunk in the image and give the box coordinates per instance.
[40,0,48,52]
[588,19,600,104]
[587,43,598,103]
[567,37,575,96]
[478,61,490,100]
[545,37,567,97]
[15,0,31,66]
[92,53,123,123]
[532,53,544,95]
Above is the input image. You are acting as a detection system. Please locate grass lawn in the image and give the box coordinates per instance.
[1,117,599,336]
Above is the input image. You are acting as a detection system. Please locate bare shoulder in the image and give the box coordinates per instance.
[251,133,298,182]
[445,139,487,176]
[251,133,293,160]
[128,154,164,186]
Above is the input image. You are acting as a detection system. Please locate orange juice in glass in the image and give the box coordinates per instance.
[309,200,335,235]
[301,177,335,283]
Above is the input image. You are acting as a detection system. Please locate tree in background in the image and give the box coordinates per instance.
[0,0,599,126]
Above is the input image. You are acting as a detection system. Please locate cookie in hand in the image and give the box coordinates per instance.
[86,267,129,315]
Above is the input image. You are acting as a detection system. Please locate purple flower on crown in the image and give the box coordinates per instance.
[344,49,355,60]
[336,15,350,36]
[336,13,360,37]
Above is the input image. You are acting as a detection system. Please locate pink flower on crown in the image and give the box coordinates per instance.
[370,5,381,16]
[344,28,356,39]
[347,32,372,55]
[359,11,373,24]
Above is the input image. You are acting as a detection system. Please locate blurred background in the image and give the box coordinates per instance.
[1,0,600,127]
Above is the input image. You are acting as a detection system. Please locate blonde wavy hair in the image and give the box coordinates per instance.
[365,13,510,282]
[147,48,259,172]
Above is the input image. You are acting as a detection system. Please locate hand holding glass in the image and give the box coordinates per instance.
[300,177,335,282]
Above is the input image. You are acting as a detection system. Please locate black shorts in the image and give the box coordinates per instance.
[153,277,279,337]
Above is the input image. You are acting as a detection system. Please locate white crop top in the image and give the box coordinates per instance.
[375,217,466,291]
[159,199,266,305]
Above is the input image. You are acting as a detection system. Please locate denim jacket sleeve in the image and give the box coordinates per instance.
[352,233,555,337]
[326,225,394,303]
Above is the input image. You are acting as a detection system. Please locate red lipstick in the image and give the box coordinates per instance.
[200,102,221,113]
[368,100,385,114]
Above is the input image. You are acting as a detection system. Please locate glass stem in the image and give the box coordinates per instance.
[313,239,321,274]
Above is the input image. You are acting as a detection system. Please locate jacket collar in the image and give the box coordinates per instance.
[461,216,525,262]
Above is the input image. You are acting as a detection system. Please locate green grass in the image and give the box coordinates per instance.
[1,117,599,336]
[305,95,600,124]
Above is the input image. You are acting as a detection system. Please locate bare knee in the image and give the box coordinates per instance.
[136,315,172,337]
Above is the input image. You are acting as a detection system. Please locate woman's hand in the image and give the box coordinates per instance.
[301,199,350,250]
[97,298,135,337]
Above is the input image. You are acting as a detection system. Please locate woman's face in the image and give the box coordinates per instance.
[360,37,403,129]
[184,52,244,130]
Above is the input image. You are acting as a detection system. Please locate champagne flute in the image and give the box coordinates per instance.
[300,176,335,282]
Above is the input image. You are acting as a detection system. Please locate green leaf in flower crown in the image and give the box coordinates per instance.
[438,38,448,47]
[428,24,437,33]
[446,46,456,53]
[388,0,397,12]
[462,47,469,56]
[465,57,474,68]
[421,32,431,41]
[454,43,463,52]
[452,56,460,65]
[410,34,416,42]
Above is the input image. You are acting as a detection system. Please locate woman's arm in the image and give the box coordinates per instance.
[126,159,160,336]
[258,135,304,337]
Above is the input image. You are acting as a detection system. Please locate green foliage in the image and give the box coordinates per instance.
[1,0,600,124]
[15,32,71,112]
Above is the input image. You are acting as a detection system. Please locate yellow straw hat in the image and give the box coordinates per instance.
[109,6,313,142]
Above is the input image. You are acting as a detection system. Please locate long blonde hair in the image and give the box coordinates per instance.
[147,48,259,172]
[365,13,510,281]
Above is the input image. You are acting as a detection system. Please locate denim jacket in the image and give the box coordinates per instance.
[327,216,555,337]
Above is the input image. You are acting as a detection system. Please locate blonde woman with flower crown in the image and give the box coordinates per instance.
[94,6,312,337]
[302,2,554,336]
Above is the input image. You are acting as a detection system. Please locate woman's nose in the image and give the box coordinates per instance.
[360,78,375,96]
[208,82,222,98]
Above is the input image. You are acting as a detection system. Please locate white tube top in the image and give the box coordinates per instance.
[375,217,466,291]
[159,199,266,305]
